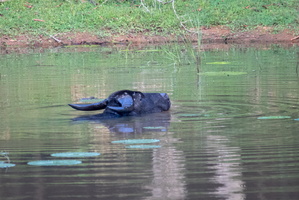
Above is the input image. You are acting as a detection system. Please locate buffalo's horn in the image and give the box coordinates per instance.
[68,99,108,111]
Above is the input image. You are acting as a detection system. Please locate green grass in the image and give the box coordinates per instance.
[0,0,298,36]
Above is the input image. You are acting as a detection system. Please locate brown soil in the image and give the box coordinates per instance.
[1,26,298,53]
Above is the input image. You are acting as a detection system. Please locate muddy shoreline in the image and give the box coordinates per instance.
[1,27,298,53]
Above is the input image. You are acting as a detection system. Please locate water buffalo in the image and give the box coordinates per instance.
[69,90,171,119]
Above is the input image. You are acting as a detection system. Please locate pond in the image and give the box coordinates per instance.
[0,44,299,200]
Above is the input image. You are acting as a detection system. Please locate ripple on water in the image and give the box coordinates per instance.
[176,95,299,121]
[176,101,256,121]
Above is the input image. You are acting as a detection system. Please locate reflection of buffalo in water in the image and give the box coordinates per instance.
[71,110,171,134]
[71,108,171,134]
[99,112,171,134]
[69,90,171,119]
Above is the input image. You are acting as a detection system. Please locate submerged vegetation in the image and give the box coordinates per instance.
[0,0,298,37]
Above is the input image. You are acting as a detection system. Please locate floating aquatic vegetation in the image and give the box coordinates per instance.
[51,152,100,158]
[198,71,247,76]
[0,162,16,168]
[27,160,82,166]
[142,126,166,130]
[257,116,291,120]
[111,139,160,144]
[206,62,230,64]
[126,145,161,149]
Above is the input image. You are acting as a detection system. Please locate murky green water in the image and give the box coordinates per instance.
[1,44,299,200]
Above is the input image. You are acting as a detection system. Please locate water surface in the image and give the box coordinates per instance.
[0,44,299,200]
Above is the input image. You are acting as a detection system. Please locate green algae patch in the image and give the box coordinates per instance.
[51,152,100,158]
[27,160,82,166]
[257,116,291,120]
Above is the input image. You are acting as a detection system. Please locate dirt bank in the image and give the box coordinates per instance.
[1,26,298,52]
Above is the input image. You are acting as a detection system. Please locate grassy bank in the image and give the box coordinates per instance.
[0,0,298,37]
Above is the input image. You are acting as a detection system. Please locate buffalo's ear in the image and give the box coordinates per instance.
[133,91,145,101]
[69,99,108,111]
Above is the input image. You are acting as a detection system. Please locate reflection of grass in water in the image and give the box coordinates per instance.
[161,17,201,66]
[0,151,16,168]
[162,33,201,66]
[1,151,10,163]
[198,71,247,76]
